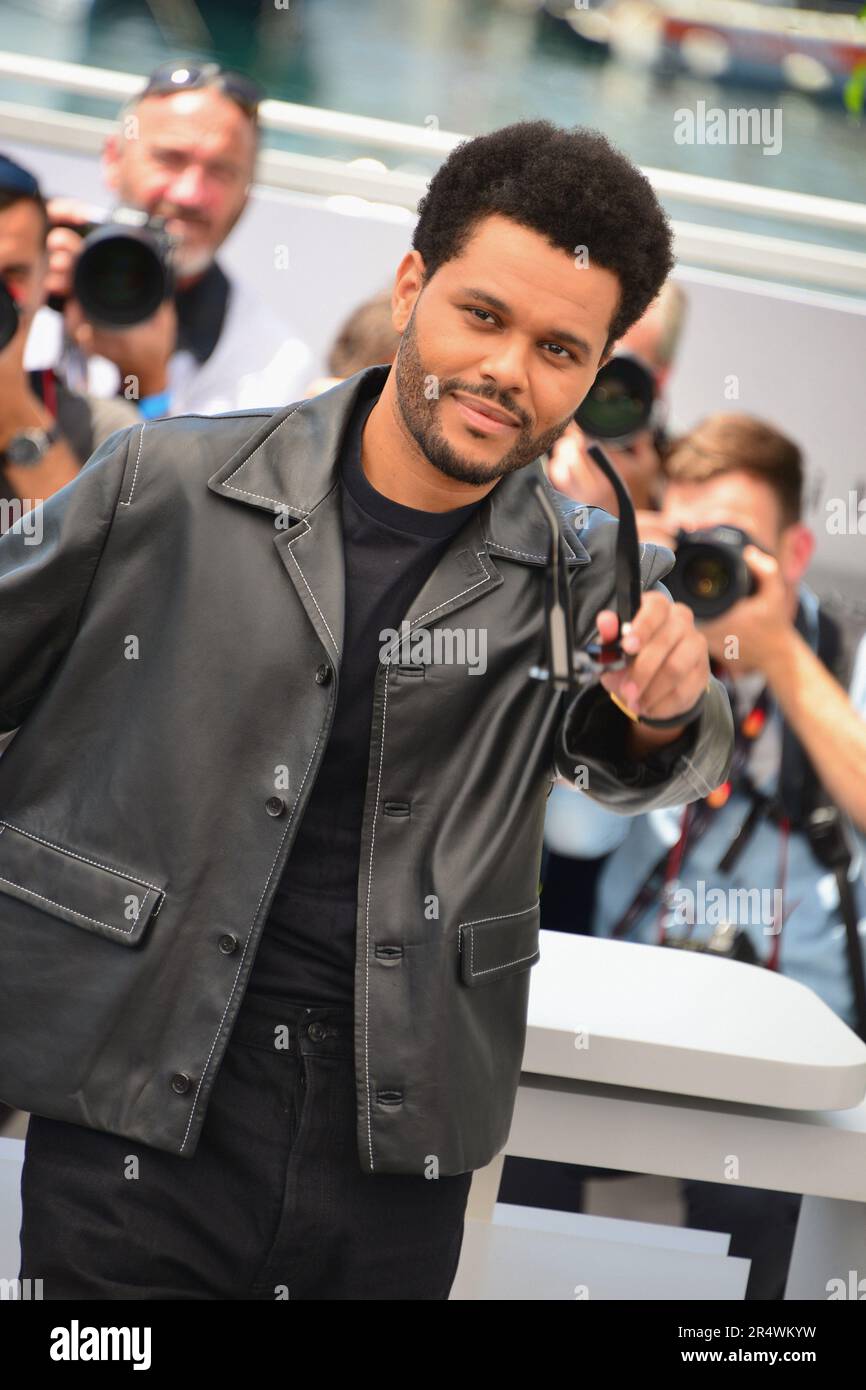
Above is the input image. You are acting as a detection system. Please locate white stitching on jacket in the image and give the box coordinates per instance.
[412,549,492,627]
[362,665,390,1173]
[460,902,540,928]
[285,502,341,659]
[0,820,163,892]
[489,544,546,562]
[118,423,146,508]
[361,553,500,1170]
[467,944,539,979]
[0,877,151,936]
[459,901,540,980]
[219,402,309,510]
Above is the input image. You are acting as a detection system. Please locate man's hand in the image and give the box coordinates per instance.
[63,297,177,399]
[698,545,792,672]
[46,196,177,398]
[45,196,98,302]
[594,594,710,753]
[547,423,662,515]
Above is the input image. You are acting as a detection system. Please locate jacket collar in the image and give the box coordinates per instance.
[206,363,590,569]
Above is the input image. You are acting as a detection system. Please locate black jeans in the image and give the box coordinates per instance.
[18,989,473,1300]
[498,1158,802,1300]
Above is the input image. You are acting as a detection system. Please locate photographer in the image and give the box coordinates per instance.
[506,412,866,1299]
[44,60,312,418]
[0,155,138,528]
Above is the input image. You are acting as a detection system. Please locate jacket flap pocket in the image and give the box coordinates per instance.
[0,821,164,946]
[459,900,541,986]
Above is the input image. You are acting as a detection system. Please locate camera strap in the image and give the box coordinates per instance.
[610,678,776,943]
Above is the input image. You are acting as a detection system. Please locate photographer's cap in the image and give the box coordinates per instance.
[0,153,42,197]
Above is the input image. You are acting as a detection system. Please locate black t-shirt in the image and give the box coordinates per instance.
[247,379,485,1007]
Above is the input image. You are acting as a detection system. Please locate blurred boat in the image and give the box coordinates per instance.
[544,0,866,103]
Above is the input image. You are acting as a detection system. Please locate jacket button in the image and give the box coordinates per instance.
[306,1021,327,1042]
[170,1072,191,1094]
[265,796,286,816]
[218,934,238,954]
[315,663,332,685]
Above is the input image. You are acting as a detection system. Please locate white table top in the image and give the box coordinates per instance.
[526,931,866,1111]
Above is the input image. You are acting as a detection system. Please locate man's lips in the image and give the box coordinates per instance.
[449,391,521,433]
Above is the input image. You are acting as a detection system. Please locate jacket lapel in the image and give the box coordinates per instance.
[271,490,346,664]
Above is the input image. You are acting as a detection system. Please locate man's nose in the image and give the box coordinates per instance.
[477,336,531,403]
[166,165,208,207]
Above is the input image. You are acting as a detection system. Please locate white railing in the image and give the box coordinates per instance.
[0,50,864,293]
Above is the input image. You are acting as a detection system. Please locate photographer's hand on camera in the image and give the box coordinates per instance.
[46,197,177,402]
[594,598,711,760]
[696,543,792,673]
[632,510,790,674]
[632,513,866,830]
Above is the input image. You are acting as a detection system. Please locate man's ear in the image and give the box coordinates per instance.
[391,249,425,332]
[779,521,814,586]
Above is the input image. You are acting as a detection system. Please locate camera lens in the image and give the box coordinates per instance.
[681,552,732,602]
[73,225,170,327]
[667,528,757,620]
[574,355,655,445]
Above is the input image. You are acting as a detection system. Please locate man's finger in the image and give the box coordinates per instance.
[621,589,671,653]
[743,544,777,587]
[594,609,619,645]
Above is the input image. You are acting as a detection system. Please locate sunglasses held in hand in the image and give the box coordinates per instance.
[531,439,641,698]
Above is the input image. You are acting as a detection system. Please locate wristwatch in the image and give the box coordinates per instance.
[0,421,61,466]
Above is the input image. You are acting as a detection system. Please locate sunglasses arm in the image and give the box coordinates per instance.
[529,436,641,695]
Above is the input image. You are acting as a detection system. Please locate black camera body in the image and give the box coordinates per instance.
[50,206,177,328]
[665,524,759,621]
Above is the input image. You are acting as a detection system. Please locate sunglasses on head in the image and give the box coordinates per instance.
[141,62,263,118]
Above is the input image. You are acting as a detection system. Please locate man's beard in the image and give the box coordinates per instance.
[166,233,215,280]
[393,306,576,486]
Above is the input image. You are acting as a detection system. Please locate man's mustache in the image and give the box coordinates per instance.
[442,385,529,430]
[157,209,211,230]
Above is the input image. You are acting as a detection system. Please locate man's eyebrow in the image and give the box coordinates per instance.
[149,142,241,171]
[457,285,594,358]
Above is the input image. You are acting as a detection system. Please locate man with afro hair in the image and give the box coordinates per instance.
[7,119,732,1301]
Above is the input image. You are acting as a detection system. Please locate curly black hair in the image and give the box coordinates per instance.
[412,120,675,356]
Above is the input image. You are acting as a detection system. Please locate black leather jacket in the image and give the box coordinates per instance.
[0,364,733,1175]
